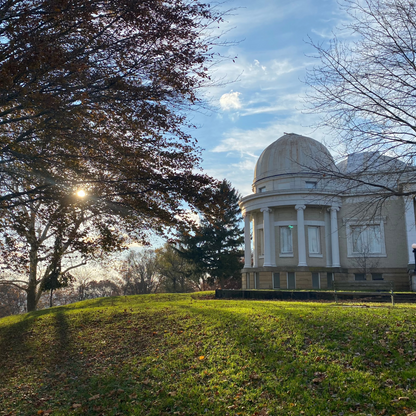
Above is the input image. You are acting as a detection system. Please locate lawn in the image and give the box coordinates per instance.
[1,293,416,416]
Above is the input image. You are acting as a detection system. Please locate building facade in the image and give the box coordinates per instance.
[240,133,416,291]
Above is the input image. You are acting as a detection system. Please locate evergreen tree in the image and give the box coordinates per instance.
[155,243,200,293]
[179,180,244,289]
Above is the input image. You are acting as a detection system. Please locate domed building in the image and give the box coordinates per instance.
[240,133,415,290]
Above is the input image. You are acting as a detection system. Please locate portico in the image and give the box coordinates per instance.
[239,133,412,291]
[242,201,341,271]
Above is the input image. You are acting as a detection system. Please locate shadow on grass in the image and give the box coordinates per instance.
[1,297,416,415]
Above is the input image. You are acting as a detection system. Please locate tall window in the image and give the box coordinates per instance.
[308,226,321,255]
[351,225,382,254]
[346,219,386,258]
[280,226,293,255]
[246,273,250,289]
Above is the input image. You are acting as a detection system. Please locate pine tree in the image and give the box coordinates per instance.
[179,180,244,289]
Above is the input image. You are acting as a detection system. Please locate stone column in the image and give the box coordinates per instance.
[243,213,252,268]
[404,196,416,265]
[329,206,341,267]
[252,215,258,268]
[295,204,307,266]
[261,208,275,267]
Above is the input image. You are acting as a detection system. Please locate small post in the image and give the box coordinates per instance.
[413,243,416,274]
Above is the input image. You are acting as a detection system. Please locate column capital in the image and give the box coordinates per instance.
[328,206,340,212]
[260,207,272,213]
[295,204,306,211]
[242,211,253,220]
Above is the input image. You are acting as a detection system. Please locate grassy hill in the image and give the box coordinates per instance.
[1,293,416,416]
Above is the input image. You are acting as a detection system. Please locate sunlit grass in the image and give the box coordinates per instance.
[1,293,416,415]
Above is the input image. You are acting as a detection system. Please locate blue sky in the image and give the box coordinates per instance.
[193,0,348,197]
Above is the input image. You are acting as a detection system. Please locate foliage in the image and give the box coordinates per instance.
[0,284,26,317]
[0,181,132,311]
[81,279,122,300]
[0,0,226,207]
[178,180,244,288]
[120,250,159,295]
[155,244,200,293]
[0,0,231,311]
[306,0,416,197]
[1,294,416,415]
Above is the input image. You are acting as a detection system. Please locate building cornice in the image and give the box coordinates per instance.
[239,190,342,214]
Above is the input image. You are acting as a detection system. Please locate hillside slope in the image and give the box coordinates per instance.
[1,293,416,415]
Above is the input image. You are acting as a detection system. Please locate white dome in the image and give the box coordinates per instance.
[254,133,335,183]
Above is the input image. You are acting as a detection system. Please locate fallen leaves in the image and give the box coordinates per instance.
[88,394,100,401]
[391,397,410,403]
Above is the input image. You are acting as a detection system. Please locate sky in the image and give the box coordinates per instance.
[192,0,348,197]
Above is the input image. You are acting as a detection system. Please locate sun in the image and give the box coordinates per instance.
[76,189,86,198]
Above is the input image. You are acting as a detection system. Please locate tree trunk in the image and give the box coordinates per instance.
[26,282,37,312]
[27,244,39,312]
[49,289,54,307]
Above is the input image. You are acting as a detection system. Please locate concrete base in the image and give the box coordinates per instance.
[412,275,416,292]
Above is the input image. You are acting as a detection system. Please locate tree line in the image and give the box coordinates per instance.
[0,179,244,317]
[0,237,243,318]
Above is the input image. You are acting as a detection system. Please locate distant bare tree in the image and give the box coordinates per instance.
[305,0,416,199]
[155,244,200,293]
[82,279,122,299]
[0,285,26,317]
[120,250,159,295]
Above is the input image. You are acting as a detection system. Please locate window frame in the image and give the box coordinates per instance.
[312,272,320,289]
[344,217,387,258]
[254,272,260,289]
[308,226,323,257]
[305,181,317,189]
[371,273,383,281]
[354,273,366,281]
[287,272,296,289]
[273,272,280,289]
[279,226,294,257]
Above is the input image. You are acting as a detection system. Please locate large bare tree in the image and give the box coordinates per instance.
[305,0,416,199]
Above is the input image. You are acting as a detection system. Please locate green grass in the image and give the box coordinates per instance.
[1,293,416,416]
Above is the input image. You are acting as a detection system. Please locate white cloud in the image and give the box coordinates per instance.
[218,1,320,37]
[212,118,326,155]
[311,27,334,39]
[219,91,242,111]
